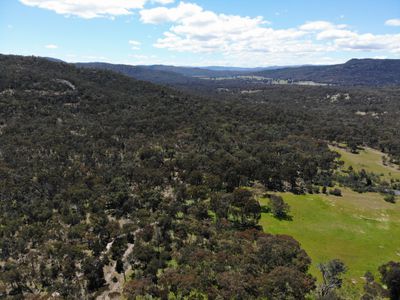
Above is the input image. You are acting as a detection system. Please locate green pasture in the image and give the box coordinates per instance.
[329,145,400,180]
[259,189,400,294]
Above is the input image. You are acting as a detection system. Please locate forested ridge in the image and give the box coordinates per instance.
[75,58,400,88]
[0,55,399,299]
[253,58,400,86]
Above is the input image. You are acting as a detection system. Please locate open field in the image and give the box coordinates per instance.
[259,189,400,291]
[330,145,400,180]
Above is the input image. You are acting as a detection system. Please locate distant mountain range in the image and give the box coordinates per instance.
[56,58,400,87]
[143,65,287,75]
[75,63,276,79]
[75,62,200,86]
[253,59,400,86]
[198,66,287,72]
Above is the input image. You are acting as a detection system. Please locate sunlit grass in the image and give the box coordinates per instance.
[330,145,400,180]
[259,189,400,292]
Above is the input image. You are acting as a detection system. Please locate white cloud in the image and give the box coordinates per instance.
[299,21,347,31]
[299,21,335,31]
[65,55,109,62]
[140,2,203,24]
[137,2,400,65]
[45,44,59,49]
[139,3,317,58]
[20,0,400,66]
[19,0,172,19]
[317,29,356,40]
[385,19,400,26]
[140,2,291,56]
[152,0,174,4]
[129,40,142,50]
[334,33,400,51]
[130,54,149,59]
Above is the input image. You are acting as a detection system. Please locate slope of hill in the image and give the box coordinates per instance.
[254,59,400,86]
[1,54,400,298]
[74,62,268,92]
[75,62,252,81]
[75,62,201,86]
[141,65,285,76]
[0,54,337,299]
[138,64,242,77]
[76,58,400,88]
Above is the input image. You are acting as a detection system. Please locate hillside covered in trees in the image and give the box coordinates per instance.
[254,59,400,86]
[75,62,203,88]
[75,59,400,88]
[0,55,400,299]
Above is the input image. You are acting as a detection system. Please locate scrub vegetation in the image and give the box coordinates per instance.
[1,55,400,299]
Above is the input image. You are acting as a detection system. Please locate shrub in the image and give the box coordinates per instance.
[269,195,290,220]
[384,194,396,203]
[322,186,328,194]
[329,188,342,197]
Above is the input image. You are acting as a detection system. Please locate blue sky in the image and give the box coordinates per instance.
[1,0,399,67]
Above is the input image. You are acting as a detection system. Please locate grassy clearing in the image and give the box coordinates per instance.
[259,189,400,291]
[329,145,400,180]
[257,145,400,296]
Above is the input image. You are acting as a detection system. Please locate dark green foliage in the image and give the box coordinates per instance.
[83,257,106,292]
[124,278,159,299]
[329,188,342,197]
[362,261,400,300]
[210,193,230,220]
[362,271,388,300]
[335,168,382,193]
[379,261,400,300]
[322,186,328,194]
[110,236,127,260]
[317,259,347,299]
[384,194,396,204]
[263,266,316,300]
[76,62,205,88]
[159,228,315,299]
[1,54,400,298]
[268,194,291,220]
[116,259,124,274]
[229,188,261,227]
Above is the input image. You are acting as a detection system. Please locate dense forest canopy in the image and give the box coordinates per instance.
[0,55,400,299]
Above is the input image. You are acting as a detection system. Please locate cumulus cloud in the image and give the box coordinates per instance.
[334,33,400,51]
[316,29,356,40]
[299,21,400,52]
[152,0,174,4]
[140,2,203,23]
[299,21,335,31]
[140,2,305,56]
[21,0,400,65]
[385,19,400,26]
[138,2,400,64]
[45,44,58,49]
[19,0,172,18]
[129,40,142,50]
